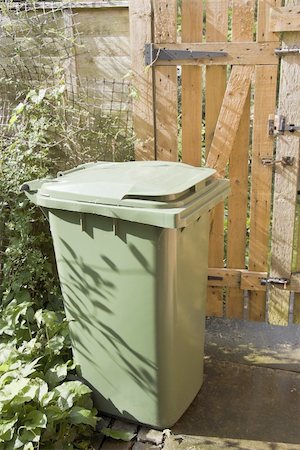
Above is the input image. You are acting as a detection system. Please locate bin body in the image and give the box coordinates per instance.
[22,161,229,428]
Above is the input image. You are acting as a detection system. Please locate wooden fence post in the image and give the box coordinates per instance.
[268,0,300,325]
[226,0,255,319]
[181,0,203,166]
[248,0,280,321]
[205,0,228,318]
[153,0,178,162]
[129,0,155,160]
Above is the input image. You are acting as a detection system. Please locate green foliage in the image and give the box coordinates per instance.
[0,301,98,449]
[0,72,137,448]
[101,428,136,442]
[0,4,135,448]
[0,79,66,306]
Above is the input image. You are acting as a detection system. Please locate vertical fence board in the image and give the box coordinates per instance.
[269,15,300,325]
[248,0,279,322]
[248,66,277,321]
[181,0,202,166]
[129,0,154,160]
[153,0,178,162]
[294,231,300,323]
[226,0,254,319]
[205,0,228,317]
[63,9,78,96]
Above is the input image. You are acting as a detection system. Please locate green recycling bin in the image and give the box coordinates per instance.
[22,161,229,428]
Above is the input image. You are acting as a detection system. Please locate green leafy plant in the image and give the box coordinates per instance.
[0,301,98,449]
[0,4,135,448]
[0,75,136,448]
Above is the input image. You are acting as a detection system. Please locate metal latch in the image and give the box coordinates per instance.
[260,277,290,288]
[268,114,300,136]
[261,156,295,166]
[275,47,300,57]
[145,43,227,66]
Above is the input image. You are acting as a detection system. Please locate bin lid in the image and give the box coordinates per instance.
[37,161,216,206]
[22,161,230,228]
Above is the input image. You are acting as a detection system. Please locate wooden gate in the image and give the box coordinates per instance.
[129,0,300,325]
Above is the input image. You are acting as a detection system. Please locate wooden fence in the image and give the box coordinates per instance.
[0,1,131,107]
[129,0,300,326]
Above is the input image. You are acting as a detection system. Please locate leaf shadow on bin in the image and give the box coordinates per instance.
[58,237,158,416]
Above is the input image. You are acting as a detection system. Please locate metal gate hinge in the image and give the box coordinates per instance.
[268,114,300,136]
[144,43,227,66]
[260,277,290,288]
[261,156,295,166]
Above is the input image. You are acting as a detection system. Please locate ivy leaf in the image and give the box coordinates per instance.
[0,414,18,442]
[34,309,43,328]
[24,410,47,429]
[46,334,65,355]
[44,405,68,423]
[101,428,136,442]
[68,406,97,428]
[45,361,70,388]
[23,443,34,450]
[53,381,92,411]
[0,378,30,404]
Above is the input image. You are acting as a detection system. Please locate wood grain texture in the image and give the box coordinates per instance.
[62,9,78,96]
[226,0,254,319]
[248,0,279,322]
[269,5,300,32]
[153,0,178,161]
[205,0,228,317]
[269,22,300,325]
[181,0,202,166]
[129,0,155,160]
[74,7,130,81]
[208,268,300,292]
[248,65,278,321]
[206,65,253,177]
[257,0,282,41]
[294,236,300,321]
[151,42,278,66]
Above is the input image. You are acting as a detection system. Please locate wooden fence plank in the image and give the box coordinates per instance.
[153,0,178,162]
[205,0,228,317]
[295,211,300,323]
[226,0,254,319]
[248,0,279,322]
[149,42,278,66]
[269,6,300,32]
[181,0,202,166]
[206,65,254,177]
[62,9,78,96]
[269,15,300,325]
[257,0,281,42]
[248,66,277,320]
[129,0,154,160]
[208,268,300,292]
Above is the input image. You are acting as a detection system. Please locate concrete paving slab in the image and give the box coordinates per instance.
[172,360,300,444]
[205,317,300,371]
[163,434,300,449]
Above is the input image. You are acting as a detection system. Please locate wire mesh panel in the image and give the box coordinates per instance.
[0,1,134,285]
[0,1,134,162]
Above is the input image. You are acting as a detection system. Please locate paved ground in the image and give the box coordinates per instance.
[94,318,300,449]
